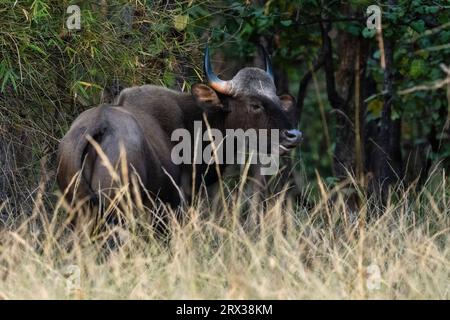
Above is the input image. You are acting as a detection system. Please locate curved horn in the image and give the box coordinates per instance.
[262,47,274,81]
[204,46,233,95]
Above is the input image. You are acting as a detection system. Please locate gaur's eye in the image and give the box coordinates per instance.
[250,103,262,111]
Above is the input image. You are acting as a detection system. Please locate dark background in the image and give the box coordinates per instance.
[1,0,449,213]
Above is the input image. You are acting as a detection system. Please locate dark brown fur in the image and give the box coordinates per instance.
[57,70,301,208]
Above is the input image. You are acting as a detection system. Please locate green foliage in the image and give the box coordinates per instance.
[0,1,201,174]
[197,0,450,180]
[377,0,450,168]
[1,0,202,104]
[0,0,205,205]
[0,0,449,202]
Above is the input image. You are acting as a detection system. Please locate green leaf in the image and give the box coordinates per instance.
[362,27,376,38]
[26,43,47,56]
[409,59,426,78]
[281,20,292,27]
[425,6,439,14]
[392,109,401,120]
[411,20,426,33]
[345,23,361,36]
[162,70,176,87]
[440,30,450,42]
[1,69,18,92]
[373,50,381,59]
[367,98,383,118]
[173,15,189,31]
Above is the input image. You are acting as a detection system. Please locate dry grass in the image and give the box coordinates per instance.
[0,163,448,300]
[1,0,448,300]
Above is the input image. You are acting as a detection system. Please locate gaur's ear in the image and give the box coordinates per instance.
[279,94,296,113]
[192,84,224,112]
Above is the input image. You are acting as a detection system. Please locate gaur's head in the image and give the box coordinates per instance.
[192,47,302,154]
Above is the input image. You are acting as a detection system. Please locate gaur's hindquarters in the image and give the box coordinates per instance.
[57,105,182,208]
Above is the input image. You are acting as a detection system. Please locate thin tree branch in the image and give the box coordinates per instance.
[293,16,365,27]
[296,55,325,122]
[320,20,345,110]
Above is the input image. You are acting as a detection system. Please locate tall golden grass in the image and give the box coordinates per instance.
[0,159,448,300]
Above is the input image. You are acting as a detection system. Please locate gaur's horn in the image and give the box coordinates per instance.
[262,47,274,81]
[204,46,233,95]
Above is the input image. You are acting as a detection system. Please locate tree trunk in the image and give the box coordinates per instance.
[374,8,402,202]
[321,20,369,182]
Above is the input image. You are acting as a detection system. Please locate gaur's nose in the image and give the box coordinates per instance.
[282,129,303,145]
